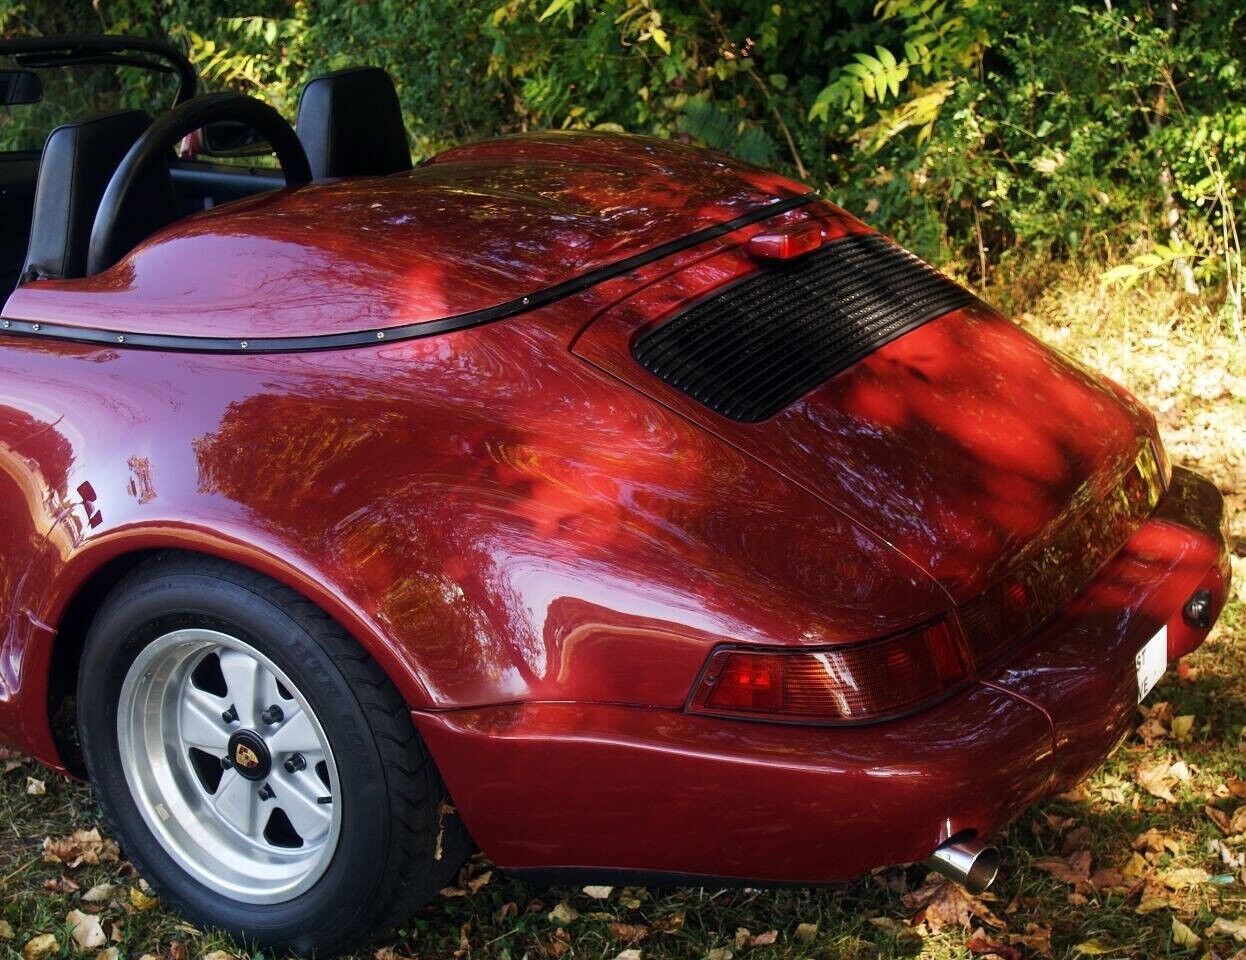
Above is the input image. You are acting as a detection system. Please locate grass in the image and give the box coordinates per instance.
[2,267,1244,960]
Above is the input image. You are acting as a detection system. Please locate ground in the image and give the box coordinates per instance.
[2,269,1244,960]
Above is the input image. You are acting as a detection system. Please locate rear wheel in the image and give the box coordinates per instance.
[77,553,470,955]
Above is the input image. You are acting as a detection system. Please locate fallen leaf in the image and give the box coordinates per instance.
[1172,917,1201,948]
[42,829,120,868]
[1136,890,1178,915]
[466,870,492,894]
[66,912,106,952]
[439,886,466,898]
[548,902,578,925]
[1205,917,1246,943]
[82,883,116,904]
[1211,838,1246,870]
[1007,923,1053,957]
[1230,806,1246,835]
[1121,851,1149,878]
[966,927,1022,960]
[1228,778,1246,799]
[794,923,818,943]
[902,876,1004,932]
[1136,712,1170,745]
[26,777,45,795]
[706,951,732,960]
[610,924,649,943]
[0,920,13,940]
[1133,828,1179,856]
[653,912,685,935]
[129,886,159,911]
[540,928,570,959]
[1062,825,1093,855]
[98,949,119,960]
[1171,714,1196,741]
[733,929,751,951]
[1034,850,1092,887]
[1073,940,1117,955]
[1208,805,1233,833]
[582,885,613,899]
[22,934,59,960]
[1162,867,1209,889]
[749,931,778,948]
[1170,759,1192,782]
[1137,761,1177,801]
[1088,867,1127,891]
[613,951,642,960]
[201,952,238,960]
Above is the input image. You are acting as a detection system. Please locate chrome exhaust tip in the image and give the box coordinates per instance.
[924,837,1000,894]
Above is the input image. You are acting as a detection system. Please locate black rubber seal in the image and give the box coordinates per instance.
[0,193,818,355]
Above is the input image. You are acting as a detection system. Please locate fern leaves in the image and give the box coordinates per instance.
[680,100,779,167]
[809,0,985,151]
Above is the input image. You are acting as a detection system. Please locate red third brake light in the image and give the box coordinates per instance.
[746,222,825,261]
[689,620,967,723]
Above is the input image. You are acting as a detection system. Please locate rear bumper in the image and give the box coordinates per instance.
[416,467,1230,884]
[985,465,1230,793]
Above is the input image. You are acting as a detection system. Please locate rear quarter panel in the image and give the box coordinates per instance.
[0,293,946,766]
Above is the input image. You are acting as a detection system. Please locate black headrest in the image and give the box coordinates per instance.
[295,66,412,180]
[22,110,160,281]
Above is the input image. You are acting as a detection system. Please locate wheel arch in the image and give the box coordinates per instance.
[34,530,436,773]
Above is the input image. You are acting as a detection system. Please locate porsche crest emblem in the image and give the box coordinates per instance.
[234,744,261,769]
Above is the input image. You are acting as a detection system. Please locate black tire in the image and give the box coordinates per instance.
[76,552,471,955]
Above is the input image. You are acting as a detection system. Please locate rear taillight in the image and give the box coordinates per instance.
[688,619,967,723]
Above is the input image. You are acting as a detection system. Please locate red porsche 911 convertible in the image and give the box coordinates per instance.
[0,34,1231,955]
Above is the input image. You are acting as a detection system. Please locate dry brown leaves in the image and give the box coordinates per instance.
[65,909,106,951]
[1007,923,1054,956]
[41,829,120,868]
[731,928,777,949]
[607,913,686,945]
[901,875,1004,933]
[537,927,571,959]
[438,861,493,898]
[966,927,1022,960]
[1135,757,1192,802]
[21,934,58,960]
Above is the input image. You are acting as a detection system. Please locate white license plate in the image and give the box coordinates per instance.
[1135,626,1168,703]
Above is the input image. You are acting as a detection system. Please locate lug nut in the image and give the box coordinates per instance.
[221,705,239,724]
[260,704,284,725]
[258,784,275,801]
[284,753,306,773]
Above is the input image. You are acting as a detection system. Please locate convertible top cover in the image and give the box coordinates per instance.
[2,132,811,344]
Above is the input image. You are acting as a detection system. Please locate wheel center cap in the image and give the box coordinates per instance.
[227,730,271,781]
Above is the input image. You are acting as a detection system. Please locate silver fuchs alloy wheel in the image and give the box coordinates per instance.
[117,628,341,904]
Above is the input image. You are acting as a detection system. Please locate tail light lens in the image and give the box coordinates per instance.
[688,619,967,723]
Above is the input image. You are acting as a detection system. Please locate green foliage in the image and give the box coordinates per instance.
[1,0,1242,330]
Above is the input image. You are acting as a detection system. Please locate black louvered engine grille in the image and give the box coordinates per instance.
[632,232,978,422]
